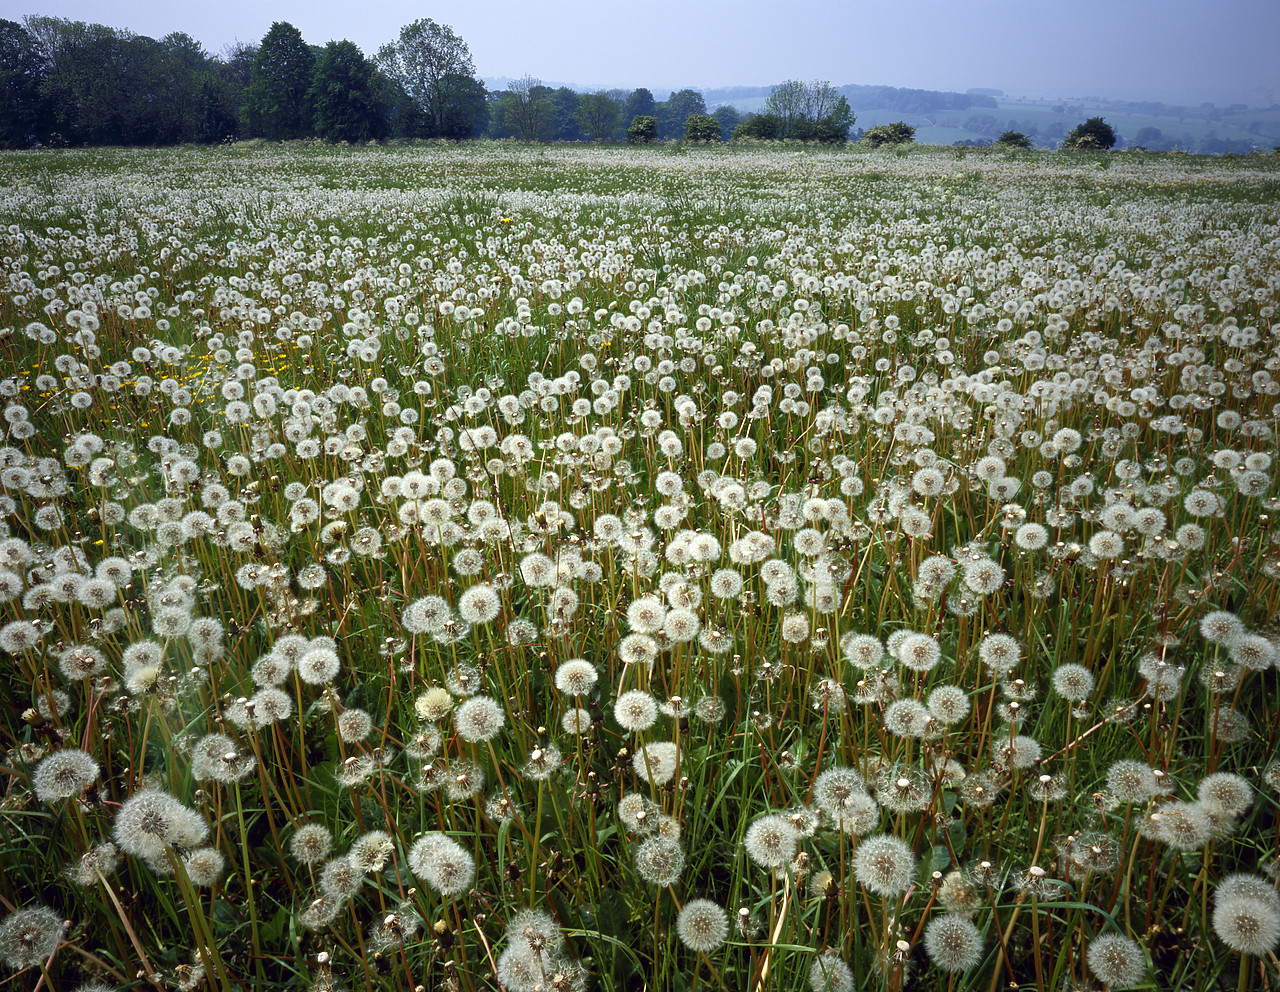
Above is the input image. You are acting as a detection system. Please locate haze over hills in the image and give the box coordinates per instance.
[482,77,1280,154]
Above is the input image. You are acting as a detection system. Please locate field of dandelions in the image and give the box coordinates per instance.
[0,141,1278,992]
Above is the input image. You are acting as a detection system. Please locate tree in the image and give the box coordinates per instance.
[0,19,48,146]
[240,22,314,139]
[1063,116,1115,150]
[657,88,706,139]
[732,112,783,140]
[863,121,916,146]
[627,115,657,144]
[376,19,477,138]
[576,90,619,142]
[23,17,180,145]
[995,130,1032,149]
[309,40,385,142]
[711,105,739,139]
[620,87,655,123]
[548,86,580,140]
[436,73,487,138]
[752,80,853,142]
[684,113,721,142]
[505,75,554,141]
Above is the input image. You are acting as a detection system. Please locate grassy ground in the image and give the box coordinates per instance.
[0,141,1277,992]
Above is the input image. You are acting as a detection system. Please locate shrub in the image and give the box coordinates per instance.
[1063,116,1116,150]
[627,115,657,144]
[863,121,916,146]
[683,113,721,143]
[995,130,1033,149]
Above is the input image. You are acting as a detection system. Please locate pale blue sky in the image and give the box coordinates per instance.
[14,0,1280,105]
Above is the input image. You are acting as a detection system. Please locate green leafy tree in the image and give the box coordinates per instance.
[711,105,739,139]
[575,90,619,142]
[376,19,477,138]
[24,17,182,145]
[995,130,1032,149]
[505,74,554,141]
[657,88,705,139]
[683,113,721,142]
[627,114,657,144]
[241,21,314,139]
[436,73,487,138]
[1063,116,1116,150]
[751,81,853,142]
[0,19,49,146]
[196,42,256,143]
[548,86,580,140]
[309,40,386,142]
[863,121,916,146]
[732,112,783,140]
[620,88,655,122]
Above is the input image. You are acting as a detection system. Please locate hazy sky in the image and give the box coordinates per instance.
[14,0,1280,105]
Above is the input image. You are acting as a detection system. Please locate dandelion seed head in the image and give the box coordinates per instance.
[32,748,98,802]
[635,834,685,885]
[1086,934,1146,988]
[808,950,854,992]
[454,695,504,742]
[407,833,474,895]
[0,905,65,970]
[924,914,983,972]
[744,814,799,870]
[676,898,728,953]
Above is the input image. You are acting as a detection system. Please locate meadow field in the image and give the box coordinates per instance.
[0,141,1278,992]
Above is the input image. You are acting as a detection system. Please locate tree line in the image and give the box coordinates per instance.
[0,16,862,148]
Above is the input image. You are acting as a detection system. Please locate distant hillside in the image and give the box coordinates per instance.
[482,77,1280,153]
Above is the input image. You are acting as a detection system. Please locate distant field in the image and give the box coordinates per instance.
[0,143,1278,992]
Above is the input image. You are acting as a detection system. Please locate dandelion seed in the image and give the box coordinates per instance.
[979,633,1021,675]
[289,824,333,865]
[854,833,916,896]
[633,741,678,785]
[993,734,1041,770]
[182,847,225,887]
[635,835,685,885]
[1051,663,1095,701]
[297,646,341,684]
[457,583,501,624]
[114,789,208,862]
[554,659,597,695]
[1197,772,1253,817]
